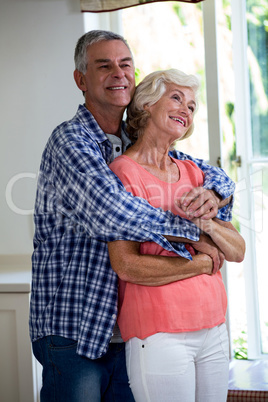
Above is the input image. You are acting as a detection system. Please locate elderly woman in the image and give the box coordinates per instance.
[108,69,245,402]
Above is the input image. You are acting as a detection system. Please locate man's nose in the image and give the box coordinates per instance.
[111,64,124,78]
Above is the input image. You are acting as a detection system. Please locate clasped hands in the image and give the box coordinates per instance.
[176,187,225,274]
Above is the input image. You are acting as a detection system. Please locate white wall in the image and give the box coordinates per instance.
[0,0,87,255]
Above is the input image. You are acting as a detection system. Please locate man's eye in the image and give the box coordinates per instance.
[99,65,109,69]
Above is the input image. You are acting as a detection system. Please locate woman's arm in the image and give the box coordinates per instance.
[190,218,245,263]
[108,240,217,287]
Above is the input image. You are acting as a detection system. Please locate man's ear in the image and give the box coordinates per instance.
[73,69,87,92]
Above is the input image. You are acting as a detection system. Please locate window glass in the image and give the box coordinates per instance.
[246,1,268,158]
[218,0,249,360]
[122,1,209,161]
[246,1,268,354]
[252,164,268,353]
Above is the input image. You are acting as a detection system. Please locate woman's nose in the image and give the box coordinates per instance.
[179,103,189,115]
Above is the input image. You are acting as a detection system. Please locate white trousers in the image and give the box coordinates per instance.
[125,324,229,402]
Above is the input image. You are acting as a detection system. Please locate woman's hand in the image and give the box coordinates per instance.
[190,234,225,274]
[176,188,221,220]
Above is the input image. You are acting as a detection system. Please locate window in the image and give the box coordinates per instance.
[122,1,209,161]
[122,0,268,360]
[230,0,268,359]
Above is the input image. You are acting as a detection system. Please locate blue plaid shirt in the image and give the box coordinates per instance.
[29,105,235,359]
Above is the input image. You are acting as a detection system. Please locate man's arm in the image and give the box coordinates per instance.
[38,125,199,259]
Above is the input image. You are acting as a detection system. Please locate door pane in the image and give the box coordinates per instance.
[247,1,268,354]
[246,1,268,158]
[122,1,209,161]
[252,164,268,353]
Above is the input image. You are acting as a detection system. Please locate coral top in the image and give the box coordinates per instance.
[109,155,227,342]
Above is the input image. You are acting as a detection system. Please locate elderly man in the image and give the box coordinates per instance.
[30,30,234,401]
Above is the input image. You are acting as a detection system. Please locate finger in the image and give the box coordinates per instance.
[201,207,218,220]
[212,259,220,274]
[186,198,216,219]
[177,194,193,212]
[185,192,214,216]
[194,199,218,218]
[212,253,221,274]
[212,250,225,274]
[212,263,219,275]
[180,187,205,208]
[174,205,189,219]
[219,251,225,269]
[200,208,216,220]
[211,251,220,274]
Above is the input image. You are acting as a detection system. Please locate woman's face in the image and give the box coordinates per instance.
[145,83,196,142]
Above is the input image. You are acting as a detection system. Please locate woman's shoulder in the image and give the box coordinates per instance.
[110,155,138,172]
[109,155,142,183]
[172,158,205,184]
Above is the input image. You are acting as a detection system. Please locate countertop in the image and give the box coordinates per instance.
[0,255,32,293]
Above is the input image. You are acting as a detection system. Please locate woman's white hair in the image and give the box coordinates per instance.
[127,69,200,144]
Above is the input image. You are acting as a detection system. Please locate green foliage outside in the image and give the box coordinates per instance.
[135,67,142,85]
[172,3,187,26]
[233,331,248,360]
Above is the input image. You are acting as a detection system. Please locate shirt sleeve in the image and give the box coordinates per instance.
[36,130,200,257]
[170,150,235,221]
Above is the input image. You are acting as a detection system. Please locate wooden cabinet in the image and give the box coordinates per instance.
[0,256,41,402]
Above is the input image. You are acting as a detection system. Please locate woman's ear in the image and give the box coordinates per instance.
[144,103,150,112]
[73,69,87,92]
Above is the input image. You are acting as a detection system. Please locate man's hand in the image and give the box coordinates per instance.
[190,234,225,274]
[176,188,221,220]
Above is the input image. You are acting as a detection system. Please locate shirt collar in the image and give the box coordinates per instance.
[76,104,108,145]
[77,104,132,150]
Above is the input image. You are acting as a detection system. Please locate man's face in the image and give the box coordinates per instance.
[80,40,136,114]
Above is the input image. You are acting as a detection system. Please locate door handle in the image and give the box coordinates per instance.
[232,155,242,167]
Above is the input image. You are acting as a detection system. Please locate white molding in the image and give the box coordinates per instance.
[83,10,122,33]
[231,0,262,359]
[202,0,222,168]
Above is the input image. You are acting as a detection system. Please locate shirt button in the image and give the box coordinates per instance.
[115,146,121,153]
[112,314,116,319]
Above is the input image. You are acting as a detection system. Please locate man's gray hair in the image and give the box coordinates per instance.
[74,30,133,74]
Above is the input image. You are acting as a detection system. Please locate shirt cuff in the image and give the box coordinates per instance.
[216,196,234,221]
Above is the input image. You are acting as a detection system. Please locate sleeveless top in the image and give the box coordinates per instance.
[109,155,227,341]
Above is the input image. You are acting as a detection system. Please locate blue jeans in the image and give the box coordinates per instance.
[32,336,135,402]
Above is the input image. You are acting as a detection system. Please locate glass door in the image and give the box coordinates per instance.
[122,1,210,161]
[231,0,268,359]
